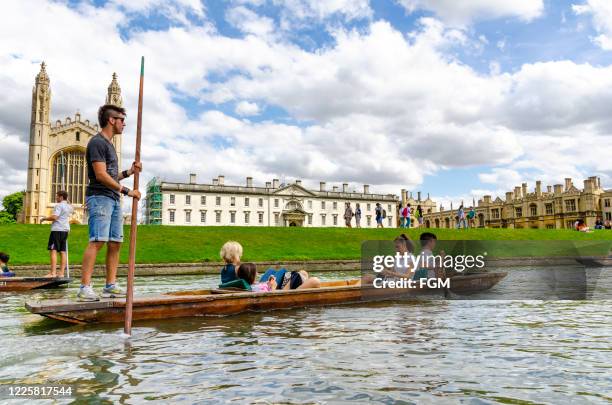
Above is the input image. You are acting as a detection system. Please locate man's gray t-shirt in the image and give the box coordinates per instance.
[51,200,73,232]
[86,133,120,200]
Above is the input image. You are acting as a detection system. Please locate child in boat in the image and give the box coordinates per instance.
[0,252,15,277]
[237,263,277,292]
[220,241,243,284]
[259,268,322,290]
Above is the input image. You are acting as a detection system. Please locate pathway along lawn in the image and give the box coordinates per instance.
[1,224,611,265]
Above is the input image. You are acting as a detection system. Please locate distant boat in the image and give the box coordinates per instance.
[25,273,506,325]
[1,277,72,292]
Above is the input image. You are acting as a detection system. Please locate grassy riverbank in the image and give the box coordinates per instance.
[1,224,611,265]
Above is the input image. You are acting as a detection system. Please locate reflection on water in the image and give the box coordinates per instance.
[1,269,611,403]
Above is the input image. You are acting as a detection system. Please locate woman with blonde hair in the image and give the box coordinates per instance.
[219,241,243,283]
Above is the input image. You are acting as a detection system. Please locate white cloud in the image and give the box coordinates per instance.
[235,100,260,116]
[226,6,275,37]
[572,0,612,50]
[275,0,372,23]
[1,0,611,207]
[397,0,544,26]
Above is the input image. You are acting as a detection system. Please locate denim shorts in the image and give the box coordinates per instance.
[86,195,123,243]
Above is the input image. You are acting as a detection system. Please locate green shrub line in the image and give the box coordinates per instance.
[1,224,611,265]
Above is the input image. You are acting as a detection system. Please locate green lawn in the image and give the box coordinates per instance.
[1,224,611,265]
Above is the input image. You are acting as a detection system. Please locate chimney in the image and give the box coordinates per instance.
[273,179,279,188]
[401,188,406,204]
[218,175,224,186]
[564,178,572,191]
[427,193,430,200]
[584,179,593,193]
[342,183,348,192]
[320,182,326,191]
[506,192,513,202]
[417,191,421,201]
[535,180,541,196]
[189,173,196,184]
[332,186,339,192]
[547,185,552,193]
[266,181,271,188]
[522,183,527,198]
[296,179,302,186]
[246,177,253,187]
[363,184,369,194]
[514,186,521,199]
[554,184,563,195]
[213,178,219,186]
[597,177,601,189]
[484,195,492,203]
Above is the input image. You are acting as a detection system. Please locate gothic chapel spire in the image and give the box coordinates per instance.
[106,72,123,107]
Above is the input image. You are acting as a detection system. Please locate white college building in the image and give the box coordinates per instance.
[145,174,399,228]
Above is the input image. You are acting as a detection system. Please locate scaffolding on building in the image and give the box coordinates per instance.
[145,177,162,225]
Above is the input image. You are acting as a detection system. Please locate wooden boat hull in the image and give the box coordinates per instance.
[0,277,72,292]
[25,273,507,325]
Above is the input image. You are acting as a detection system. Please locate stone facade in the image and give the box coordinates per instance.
[145,175,399,228]
[423,177,609,229]
[23,63,123,224]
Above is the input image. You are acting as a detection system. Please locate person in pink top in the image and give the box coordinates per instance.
[237,263,277,292]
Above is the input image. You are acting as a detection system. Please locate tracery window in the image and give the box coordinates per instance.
[50,149,86,204]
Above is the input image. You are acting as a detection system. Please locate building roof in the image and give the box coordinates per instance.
[159,181,399,202]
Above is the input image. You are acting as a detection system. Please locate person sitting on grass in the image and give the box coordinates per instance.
[0,252,15,277]
[237,263,277,292]
[576,219,592,233]
[220,241,243,284]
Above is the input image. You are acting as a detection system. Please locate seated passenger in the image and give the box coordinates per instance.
[237,263,277,292]
[260,268,321,290]
[414,232,446,280]
[219,241,243,284]
[0,252,15,277]
[381,234,415,279]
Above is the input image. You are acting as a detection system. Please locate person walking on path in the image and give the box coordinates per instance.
[355,203,362,228]
[405,203,412,229]
[400,204,407,228]
[467,207,476,228]
[344,202,354,228]
[41,190,73,278]
[417,205,423,227]
[77,104,142,302]
[375,203,384,228]
[457,205,467,229]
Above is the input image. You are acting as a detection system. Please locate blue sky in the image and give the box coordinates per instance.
[1,0,612,207]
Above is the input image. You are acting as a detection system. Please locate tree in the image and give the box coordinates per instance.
[0,211,15,224]
[1,191,24,221]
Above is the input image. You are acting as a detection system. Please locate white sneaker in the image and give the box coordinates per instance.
[102,284,127,298]
[77,285,100,302]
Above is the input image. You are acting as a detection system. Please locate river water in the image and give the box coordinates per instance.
[0,268,610,404]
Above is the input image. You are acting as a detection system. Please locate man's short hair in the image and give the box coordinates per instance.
[98,104,126,128]
[57,190,68,200]
[420,232,437,247]
[0,252,9,263]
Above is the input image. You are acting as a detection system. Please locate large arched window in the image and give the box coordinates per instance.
[50,149,87,204]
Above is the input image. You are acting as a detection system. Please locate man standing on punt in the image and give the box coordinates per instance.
[77,104,142,302]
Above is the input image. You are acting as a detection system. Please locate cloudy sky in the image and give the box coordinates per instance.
[2,0,612,210]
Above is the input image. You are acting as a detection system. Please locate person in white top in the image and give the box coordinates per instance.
[41,190,73,278]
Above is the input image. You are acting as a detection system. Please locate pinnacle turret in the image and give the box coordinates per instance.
[106,72,123,107]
